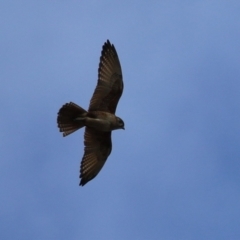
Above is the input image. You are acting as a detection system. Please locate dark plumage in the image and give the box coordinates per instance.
[57,40,124,186]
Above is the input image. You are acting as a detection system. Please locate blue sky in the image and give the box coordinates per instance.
[1,1,240,239]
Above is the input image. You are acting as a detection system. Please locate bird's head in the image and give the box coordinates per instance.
[116,117,125,130]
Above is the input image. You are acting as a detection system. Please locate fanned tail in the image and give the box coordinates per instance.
[57,102,87,137]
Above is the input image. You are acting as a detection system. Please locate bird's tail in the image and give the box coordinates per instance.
[57,102,87,137]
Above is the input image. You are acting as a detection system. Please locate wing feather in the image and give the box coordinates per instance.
[88,40,123,114]
[79,127,112,186]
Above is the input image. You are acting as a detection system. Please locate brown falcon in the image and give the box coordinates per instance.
[57,40,124,186]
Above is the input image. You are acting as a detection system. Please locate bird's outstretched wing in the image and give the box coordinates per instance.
[88,40,123,114]
[79,127,112,186]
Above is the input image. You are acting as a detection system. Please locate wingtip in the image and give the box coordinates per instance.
[79,179,87,187]
[104,39,114,48]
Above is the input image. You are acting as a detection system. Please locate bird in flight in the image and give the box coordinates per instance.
[57,40,124,186]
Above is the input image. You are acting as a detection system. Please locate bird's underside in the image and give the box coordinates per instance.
[57,40,124,186]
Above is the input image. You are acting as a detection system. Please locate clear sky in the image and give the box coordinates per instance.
[1,1,240,239]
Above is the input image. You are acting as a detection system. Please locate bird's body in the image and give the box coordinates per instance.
[57,40,124,186]
[85,111,124,131]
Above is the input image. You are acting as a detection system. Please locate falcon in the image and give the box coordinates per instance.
[57,40,124,186]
